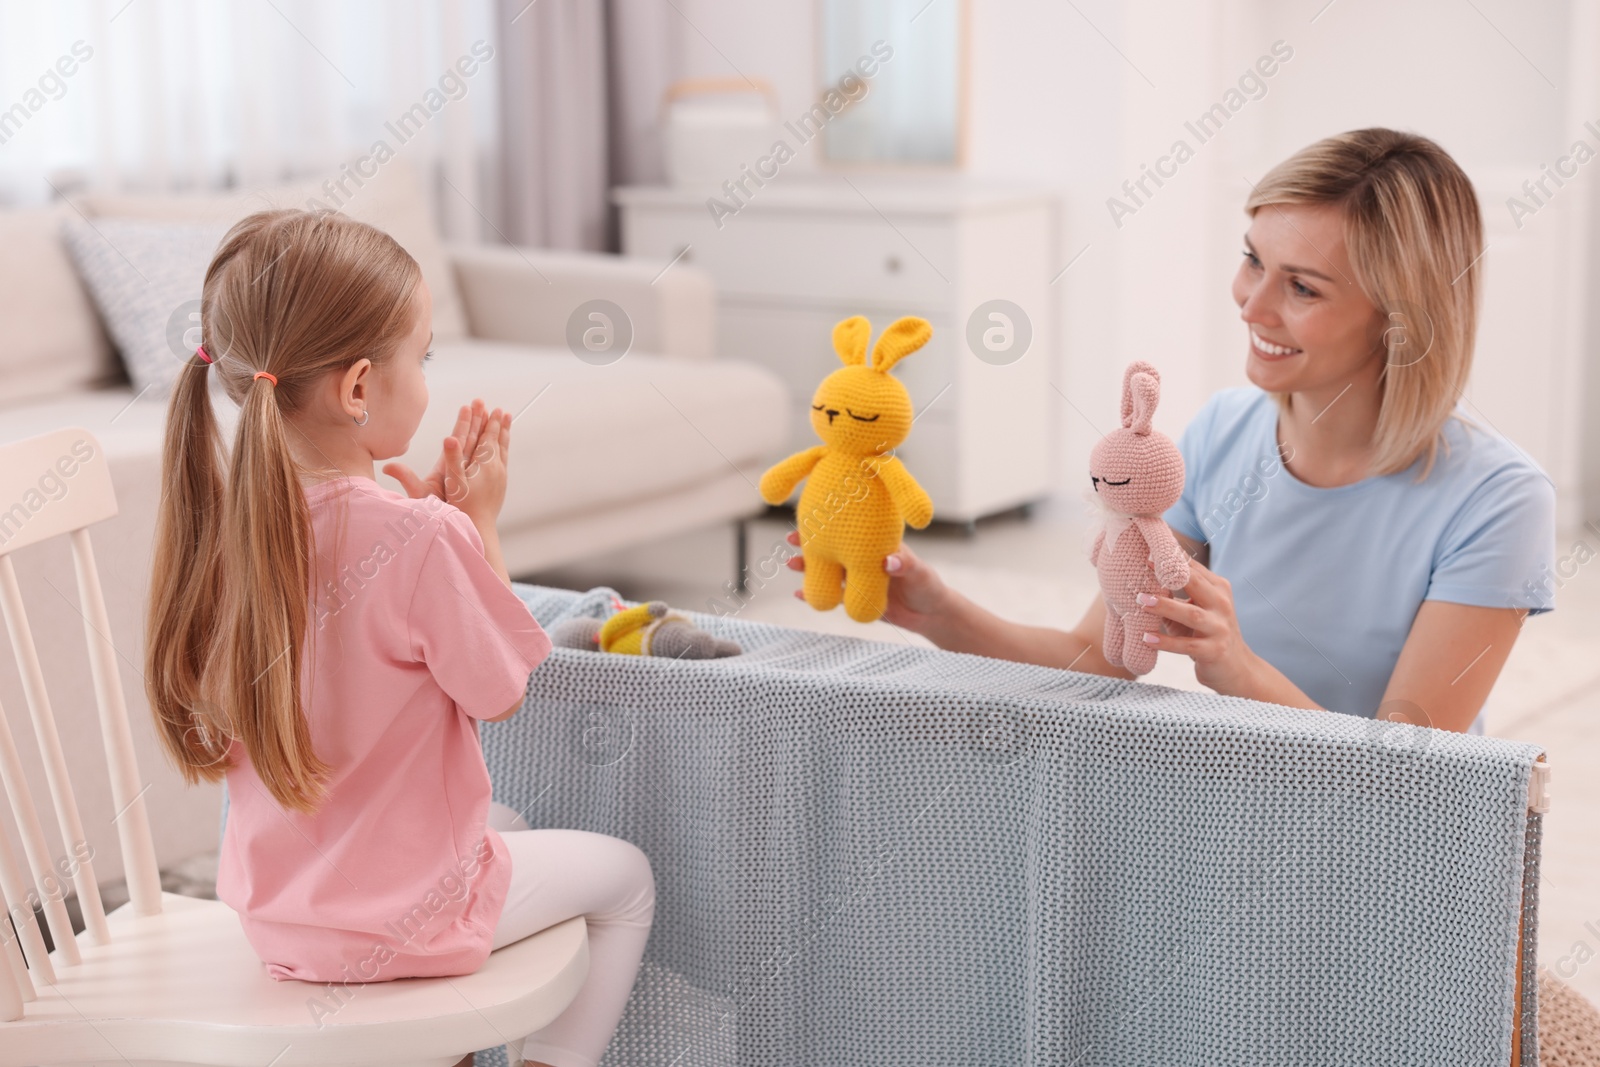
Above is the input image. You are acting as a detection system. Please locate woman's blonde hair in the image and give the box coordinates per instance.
[145,208,422,814]
[1244,127,1483,478]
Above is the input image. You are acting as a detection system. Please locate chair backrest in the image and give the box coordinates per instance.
[0,427,162,1018]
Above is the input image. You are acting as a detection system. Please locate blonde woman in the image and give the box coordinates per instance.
[790,128,1555,735]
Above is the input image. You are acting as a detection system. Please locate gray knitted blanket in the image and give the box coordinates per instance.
[478,583,1544,1067]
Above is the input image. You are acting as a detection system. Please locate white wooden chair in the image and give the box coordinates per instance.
[0,427,588,1067]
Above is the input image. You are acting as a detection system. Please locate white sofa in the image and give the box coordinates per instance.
[0,162,789,892]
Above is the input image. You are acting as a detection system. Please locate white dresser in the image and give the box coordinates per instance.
[614,179,1059,525]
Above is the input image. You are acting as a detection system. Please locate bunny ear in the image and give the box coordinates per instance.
[833,316,872,366]
[871,316,933,373]
[1120,360,1161,428]
[1128,372,1161,435]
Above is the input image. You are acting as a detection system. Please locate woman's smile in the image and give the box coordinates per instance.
[1249,327,1303,361]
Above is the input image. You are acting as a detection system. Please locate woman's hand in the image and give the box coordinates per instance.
[384,399,494,504]
[1137,555,1265,695]
[783,531,950,634]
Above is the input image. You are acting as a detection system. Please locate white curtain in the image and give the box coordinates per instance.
[494,0,680,251]
[605,0,679,190]
[0,0,500,242]
[493,0,608,250]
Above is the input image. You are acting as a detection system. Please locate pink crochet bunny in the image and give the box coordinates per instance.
[1088,360,1191,675]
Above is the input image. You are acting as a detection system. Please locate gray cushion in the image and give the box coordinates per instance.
[59,216,228,400]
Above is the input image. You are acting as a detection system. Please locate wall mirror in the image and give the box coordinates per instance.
[818,0,966,166]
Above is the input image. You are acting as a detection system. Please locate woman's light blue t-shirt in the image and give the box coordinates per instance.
[1162,386,1556,734]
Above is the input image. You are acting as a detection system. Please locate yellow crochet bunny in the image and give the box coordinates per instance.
[759,315,935,622]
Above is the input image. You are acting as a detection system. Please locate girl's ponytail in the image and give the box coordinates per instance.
[216,364,328,813]
[146,332,236,793]
[145,208,421,814]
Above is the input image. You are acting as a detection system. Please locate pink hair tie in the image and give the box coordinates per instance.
[195,345,213,365]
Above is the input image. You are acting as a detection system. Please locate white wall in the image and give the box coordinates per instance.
[1233,0,1588,530]
[666,0,1595,526]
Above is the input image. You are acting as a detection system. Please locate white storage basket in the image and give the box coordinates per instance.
[662,78,781,187]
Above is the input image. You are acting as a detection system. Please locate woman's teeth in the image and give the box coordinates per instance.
[1251,329,1302,356]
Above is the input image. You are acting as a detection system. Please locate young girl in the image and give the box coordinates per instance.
[144,208,655,1067]
[789,128,1556,735]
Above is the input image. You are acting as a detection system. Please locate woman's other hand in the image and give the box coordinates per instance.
[1136,555,1264,695]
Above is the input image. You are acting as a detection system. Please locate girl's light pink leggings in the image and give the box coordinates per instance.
[485,801,657,1067]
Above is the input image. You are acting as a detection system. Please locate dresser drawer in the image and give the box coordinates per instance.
[624,206,953,309]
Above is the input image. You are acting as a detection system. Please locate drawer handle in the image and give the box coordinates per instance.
[884,255,902,274]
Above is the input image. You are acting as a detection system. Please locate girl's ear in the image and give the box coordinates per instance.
[1128,371,1160,435]
[871,316,933,373]
[1120,359,1161,428]
[833,316,872,366]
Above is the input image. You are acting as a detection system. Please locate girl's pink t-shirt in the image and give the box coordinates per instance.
[214,475,553,983]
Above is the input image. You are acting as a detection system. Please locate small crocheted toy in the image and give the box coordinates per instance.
[1088,360,1190,675]
[551,598,742,659]
[759,315,935,623]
